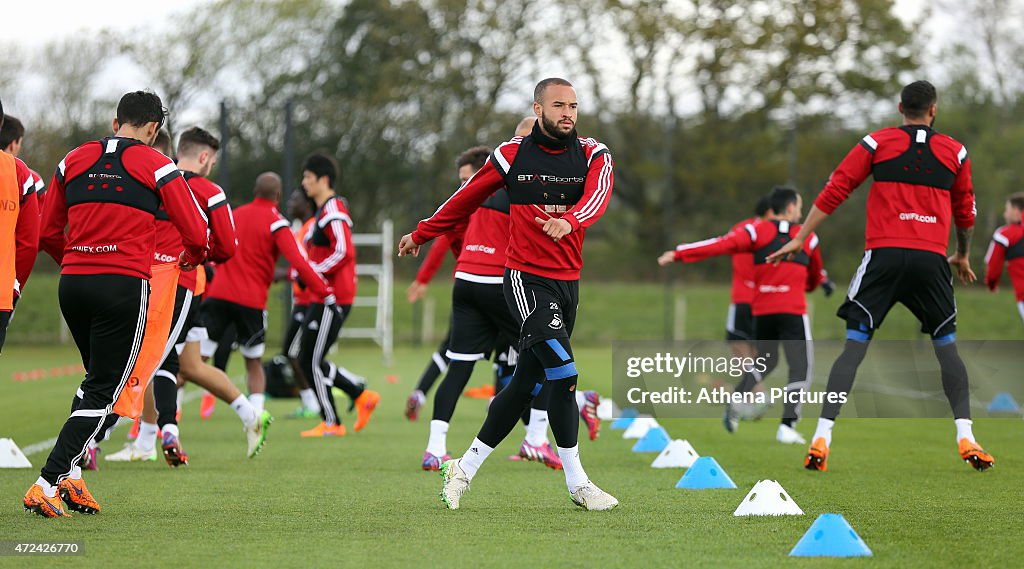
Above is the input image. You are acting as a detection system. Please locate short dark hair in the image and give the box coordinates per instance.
[177,126,220,157]
[900,81,937,119]
[754,195,772,217]
[0,115,25,149]
[1008,192,1024,212]
[456,146,491,172]
[116,91,167,128]
[153,129,172,155]
[534,78,574,104]
[768,186,799,214]
[0,97,4,130]
[303,153,339,188]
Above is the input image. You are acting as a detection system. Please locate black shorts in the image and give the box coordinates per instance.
[726,303,754,341]
[199,298,268,359]
[284,303,309,359]
[503,268,578,351]
[839,248,956,337]
[447,276,520,362]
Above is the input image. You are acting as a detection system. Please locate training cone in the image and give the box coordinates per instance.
[632,427,670,452]
[0,438,32,468]
[623,417,658,439]
[733,480,804,516]
[610,408,639,429]
[675,456,737,489]
[790,514,872,557]
[987,392,1021,413]
[596,399,615,421]
[651,439,699,468]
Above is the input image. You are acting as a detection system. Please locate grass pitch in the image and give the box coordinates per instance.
[0,344,1021,569]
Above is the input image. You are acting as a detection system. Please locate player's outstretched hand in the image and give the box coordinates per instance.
[177,251,198,272]
[407,281,428,303]
[948,253,977,284]
[765,238,804,264]
[657,251,676,266]
[397,233,420,257]
[534,217,572,242]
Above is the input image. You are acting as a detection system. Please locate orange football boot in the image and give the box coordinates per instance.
[353,390,381,432]
[23,484,70,518]
[804,437,829,472]
[958,439,994,471]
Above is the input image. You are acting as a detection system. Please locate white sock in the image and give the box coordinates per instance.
[69,465,82,480]
[459,438,494,480]
[575,391,587,409]
[231,395,259,428]
[249,393,265,414]
[162,423,180,439]
[524,409,549,446]
[176,387,184,410]
[426,420,449,457]
[955,418,975,443]
[299,388,320,412]
[137,422,159,452]
[557,445,589,491]
[35,477,57,498]
[813,418,835,446]
[87,439,98,451]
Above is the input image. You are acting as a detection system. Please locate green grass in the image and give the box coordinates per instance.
[9,274,1024,347]
[0,345,1021,568]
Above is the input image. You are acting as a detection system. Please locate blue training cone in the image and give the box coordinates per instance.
[632,426,670,453]
[674,456,737,489]
[610,408,639,430]
[789,513,872,557]
[987,392,1021,413]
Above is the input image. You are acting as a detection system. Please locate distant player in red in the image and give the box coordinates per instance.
[0,115,41,307]
[27,91,209,517]
[769,80,993,472]
[199,172,333,416]
[661,187,825,444]
[985,192,1024,325]
[296,153,381,437]
[724,196,771,356]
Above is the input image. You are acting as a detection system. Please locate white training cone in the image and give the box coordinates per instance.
[733,480,804,516]
[651,439,699,468]
[596,399,615,421]
[0,438,32,468]
[622,417,658,439]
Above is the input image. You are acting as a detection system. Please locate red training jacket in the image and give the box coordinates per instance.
[206,197,331,309]
[13,158,39,295]
[985,222,1024,301]
[40,137,208,280]
[674,219,824,316]
[728,217,756,305]
[305,195,357,305]
[815,125,975,256]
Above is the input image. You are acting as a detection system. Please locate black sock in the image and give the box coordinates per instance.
[154,372,179,429]
[476,350,541,448]
[432,361,475,422]
[820,340,870,420]
[934,342,971,419]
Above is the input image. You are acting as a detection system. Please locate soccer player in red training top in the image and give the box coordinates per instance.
[281,188,322,418]
[769,80,994,472]
[297,154,381,437]
[985,192,1024,326]
[660,187,826,444]
[0,115,41,313]
[26,91,209,517]
[399,78,618,511]
[724,196,771,357]
[199,172,334,415]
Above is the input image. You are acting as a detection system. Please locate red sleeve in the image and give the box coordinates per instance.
[806,234,824,292]
[674,225,755,263]
[815,138,874,214]
[14,189,39,293]
[985,228,1008,291]
[39,166,68,264]
[411,159,505,245]
[274,220,333,301]
[951,150,976,229]
[565,149,613,232]
[205,185,237,263]
[415,233,451,285]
